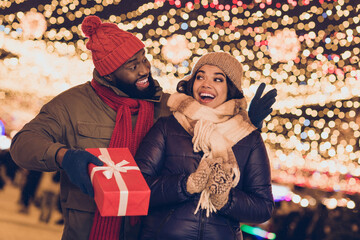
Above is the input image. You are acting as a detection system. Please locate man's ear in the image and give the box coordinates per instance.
[103,74,114,84]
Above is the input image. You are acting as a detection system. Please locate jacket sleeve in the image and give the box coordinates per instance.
[10,98,67,172]
[135,117,191,207]
[218,133,274,223]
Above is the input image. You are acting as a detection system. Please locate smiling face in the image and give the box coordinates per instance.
[192,65,228,108]
[110,48,156,98]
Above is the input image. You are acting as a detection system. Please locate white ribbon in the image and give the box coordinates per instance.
[90,148,140,216]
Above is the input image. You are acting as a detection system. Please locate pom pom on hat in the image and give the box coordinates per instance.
[81,15,102,37]
[81,15,145,76]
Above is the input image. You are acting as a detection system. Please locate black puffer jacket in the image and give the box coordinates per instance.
[135,115,274,240]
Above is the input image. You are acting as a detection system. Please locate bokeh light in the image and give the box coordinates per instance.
[0,0,359,214]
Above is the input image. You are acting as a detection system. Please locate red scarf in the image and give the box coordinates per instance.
[89,79,154,240]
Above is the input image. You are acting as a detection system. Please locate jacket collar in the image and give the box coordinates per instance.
[92,68,163,103]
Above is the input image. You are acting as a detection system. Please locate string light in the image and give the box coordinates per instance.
[19,11,47,39]
[0,0,359,198]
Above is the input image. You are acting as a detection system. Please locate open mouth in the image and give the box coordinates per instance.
[199,92,215,102]
[135,77,149,89]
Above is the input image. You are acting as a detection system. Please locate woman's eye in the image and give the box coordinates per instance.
[196,75,204,80]
[215,78,223,82]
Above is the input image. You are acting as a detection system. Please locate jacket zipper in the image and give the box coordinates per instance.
[199,210,205,240]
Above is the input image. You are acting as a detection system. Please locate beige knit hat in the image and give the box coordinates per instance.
[187,52,243,91]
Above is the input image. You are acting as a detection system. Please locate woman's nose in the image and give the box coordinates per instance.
[200,78,212,88]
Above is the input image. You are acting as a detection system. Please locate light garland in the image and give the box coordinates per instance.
[0,34,180,132]
[1,0,360,197]
[267,28,300,62]
[161,34,192,64]
[19,11,47,39]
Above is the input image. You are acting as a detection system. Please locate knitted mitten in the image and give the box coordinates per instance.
[210,190,231,210]
[206,163,232,210]
[186,158,212,194]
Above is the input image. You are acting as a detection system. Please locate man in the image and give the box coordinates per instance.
[10,15,276,240]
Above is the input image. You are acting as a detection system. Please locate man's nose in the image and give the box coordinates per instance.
[138,62,149,76]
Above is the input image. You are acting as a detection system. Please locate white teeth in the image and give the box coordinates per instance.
[138,78,148,84]
[200,93,215,98]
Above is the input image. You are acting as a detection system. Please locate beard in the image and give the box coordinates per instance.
[114,73,157,99]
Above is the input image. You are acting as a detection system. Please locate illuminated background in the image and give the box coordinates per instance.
[1,0,360,239]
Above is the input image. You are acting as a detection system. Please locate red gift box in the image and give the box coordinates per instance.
[87,148,150,216]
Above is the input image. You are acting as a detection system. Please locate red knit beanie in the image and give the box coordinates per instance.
[81,15,145,76]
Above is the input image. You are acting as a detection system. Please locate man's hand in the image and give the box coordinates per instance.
[61,149,104,197]
[248,83,277,129]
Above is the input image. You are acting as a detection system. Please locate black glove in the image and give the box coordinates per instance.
[248,83,277,129]
[62,149,103,197]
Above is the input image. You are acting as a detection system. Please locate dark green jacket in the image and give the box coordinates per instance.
[10,72,170,239]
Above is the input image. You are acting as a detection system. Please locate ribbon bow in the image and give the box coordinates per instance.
[97,155,140,179]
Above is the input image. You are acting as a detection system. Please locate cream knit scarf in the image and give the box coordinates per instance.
[167,92,257,216]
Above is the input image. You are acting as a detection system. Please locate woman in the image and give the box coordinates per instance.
[135,52,274,240]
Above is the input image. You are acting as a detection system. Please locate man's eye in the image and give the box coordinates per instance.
[128,65,136,70]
